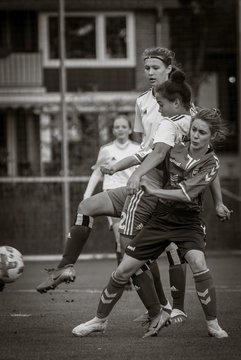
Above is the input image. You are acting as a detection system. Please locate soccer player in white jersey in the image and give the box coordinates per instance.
[72,103,229,339]
[83,116,139,265]
[117,48,190,323]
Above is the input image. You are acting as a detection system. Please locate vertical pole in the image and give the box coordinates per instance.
[238,1,241,199]
[59,0,70,242]
[238,1,241,238]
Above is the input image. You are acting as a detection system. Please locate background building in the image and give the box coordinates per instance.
[0,0,240,255]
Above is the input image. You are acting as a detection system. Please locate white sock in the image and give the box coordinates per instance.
[207,318,219,327]
[95,316,107,322]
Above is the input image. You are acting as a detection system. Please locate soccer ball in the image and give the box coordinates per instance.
[0,246,24,283]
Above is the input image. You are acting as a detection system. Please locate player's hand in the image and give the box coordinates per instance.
[100,165,115,175]
[127,174,141,195]
[215,203,233,222]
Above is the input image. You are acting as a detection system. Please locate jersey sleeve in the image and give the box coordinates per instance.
[153,119,176,147]
[175,116,191,141]
[133,148,153,163]
[91,147,111,170]
[178,156,220,201]
[134,100,144,134]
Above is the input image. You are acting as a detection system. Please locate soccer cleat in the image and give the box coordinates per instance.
[72,317,108,337]
[142,308,171,338]
[36,264,76,293]
[133,311,149,323]
[207,319,228,339]
[134,300,172,323]
[171,309,187,324]
[162,301,172,326]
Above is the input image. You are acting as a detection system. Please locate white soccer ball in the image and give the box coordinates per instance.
[0,246,24,283]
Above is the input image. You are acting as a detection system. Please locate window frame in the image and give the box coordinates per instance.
[39,12,136,68]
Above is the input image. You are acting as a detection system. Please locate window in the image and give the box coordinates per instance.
[39,12,135,67]
[0,11,38,55]
[48,16,96,60]
[105,16,127,59]
[39,112,100,176]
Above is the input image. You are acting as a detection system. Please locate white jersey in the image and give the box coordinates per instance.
[134,88,163,151]
[153,114,191,147]
[92,140,140,190]
[134,113,192,190]
[134,114,191,163]
[135,88,192,150]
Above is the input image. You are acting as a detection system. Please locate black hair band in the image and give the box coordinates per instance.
[144,56,169,65]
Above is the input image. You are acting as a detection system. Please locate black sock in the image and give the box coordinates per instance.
[58,214,93,268]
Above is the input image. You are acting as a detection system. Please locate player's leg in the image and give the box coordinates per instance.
[72,218,172,338]
[72,252,167,338]
[165,242,187,323]
[120,192,170,313]
[185,249,228,338]
[72,254,147,337]
[108,217,123,265]
[61,186,128,268]
[110,219,134,290]
[147,259,171,309]
[36,191,118,293]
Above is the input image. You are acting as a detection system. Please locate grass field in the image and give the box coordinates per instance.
[0,253,240,360]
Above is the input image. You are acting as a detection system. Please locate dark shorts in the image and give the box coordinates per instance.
[125,202,206,261]
[119,190,159,236]
[107,187,159,237]
[106,187,128,217]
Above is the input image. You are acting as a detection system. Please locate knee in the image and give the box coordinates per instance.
[77,198,91,215]
[186,251,206,273]
[165,242,178,252]
[115,268,130,283]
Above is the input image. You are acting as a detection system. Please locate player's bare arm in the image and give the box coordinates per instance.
[100,155,138,175]
[142,179,187,202]
[126,142,171,195]
[83,168,103,199]
[209,176,233,221]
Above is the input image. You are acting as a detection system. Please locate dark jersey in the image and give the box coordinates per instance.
[162,141,219,212]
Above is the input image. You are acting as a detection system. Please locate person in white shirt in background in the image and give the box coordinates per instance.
[83,116,140,267]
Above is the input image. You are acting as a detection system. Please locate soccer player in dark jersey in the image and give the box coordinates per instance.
[72,105,229,339]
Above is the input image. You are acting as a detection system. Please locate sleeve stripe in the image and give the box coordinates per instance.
[178,183,191,202]
[134,149,152,163]
[170,114,184,121]
[133,153,143,163]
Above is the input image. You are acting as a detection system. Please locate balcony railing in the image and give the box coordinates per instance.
[0,53,43,88]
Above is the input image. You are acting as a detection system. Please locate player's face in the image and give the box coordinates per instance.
[190,118,212,152]
[113,118,131,142]
[144,58,171,87]
[155,93,178,117]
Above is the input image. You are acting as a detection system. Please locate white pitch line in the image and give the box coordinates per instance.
[3,287,241,294]
[22,251,241,262]
[3,289,102,293]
